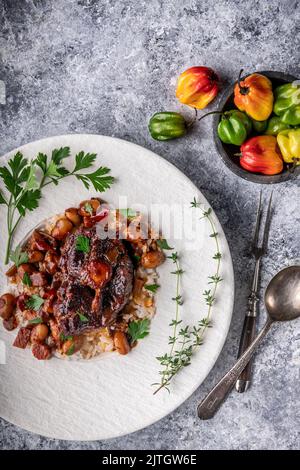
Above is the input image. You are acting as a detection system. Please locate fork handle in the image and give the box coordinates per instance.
[235,315,257,392]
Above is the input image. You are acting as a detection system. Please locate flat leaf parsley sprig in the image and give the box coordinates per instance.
[153,198,222,394]
[0,147,114,264]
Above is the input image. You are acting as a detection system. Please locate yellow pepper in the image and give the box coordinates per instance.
[277,128,300,165]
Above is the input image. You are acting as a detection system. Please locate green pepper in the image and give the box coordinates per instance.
[251,118,268,133]
[273,82,300,116]
[265,116,292,135]
[148,112,187,141]
[217,110,252,146]
[280,105,300,126]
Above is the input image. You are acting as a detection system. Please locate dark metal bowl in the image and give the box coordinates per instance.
[213,71,300,184]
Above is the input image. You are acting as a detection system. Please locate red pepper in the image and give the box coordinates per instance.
[83,208,109,228]
[239,136,283,175]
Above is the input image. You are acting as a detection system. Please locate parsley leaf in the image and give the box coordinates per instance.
[144,283,160,293]
[157,239,173,250]
[0,190,7,205]
[119,208,137,220]
[75,235,90,253]
[22,272,32,286]
[76,167,114,192]
[73,151,97,172]
[16,189,41,216]
[84,202,93,215]
[1,147,115,265]
[35,153,48,173]
[51,147,71,165]
[60,333,73,342]
[128,319,150,343]
[25,294,44,311]
[66,343,75,356]
[8,152,29,183]
[10,245,29,267]
[77,312,89,322]
[28,317,43,324]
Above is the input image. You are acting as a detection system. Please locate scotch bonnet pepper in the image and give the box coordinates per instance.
[217,110,252,146]
[265,116,292,136]
[274,82,300,125]
[239,135,283,175]
[148,112,187,141]
[234,70,274,121]
[251,118,268,133]
[277,128,300,165]
[176,66,219,110]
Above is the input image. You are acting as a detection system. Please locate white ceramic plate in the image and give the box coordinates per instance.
[0,135,234,440]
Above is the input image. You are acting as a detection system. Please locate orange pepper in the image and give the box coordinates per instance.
[234,71,273,121]
[176,66,219,109]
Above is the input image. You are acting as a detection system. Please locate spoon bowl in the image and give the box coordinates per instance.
[265,265,300,322]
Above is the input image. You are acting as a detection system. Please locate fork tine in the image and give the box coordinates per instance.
[252,190,263,251]
[261,191,273,253]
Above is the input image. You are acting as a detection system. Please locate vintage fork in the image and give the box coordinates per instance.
[235,190,273,393]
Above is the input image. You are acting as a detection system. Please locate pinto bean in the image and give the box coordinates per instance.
[0,293,16,320]
[3,315,18,331]
[114,331,131,355]
[29,230,53,252]
[28,250,44,263]
[79,199,100,217]
[141,251,165,269]
[30,324,49,343]
[32,343,51,360]
[65,208,81,226]
[5,264,17,277]
[24,310,38,321]
[49,319,60,342]
[51,218,73,240]
[43,251,60,275]
[132,278,145,301]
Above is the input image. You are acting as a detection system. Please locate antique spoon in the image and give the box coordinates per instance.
[198,265,300,419]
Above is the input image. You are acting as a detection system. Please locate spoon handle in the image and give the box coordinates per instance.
[197,318,273,420]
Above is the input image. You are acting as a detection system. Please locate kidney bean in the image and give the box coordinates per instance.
[114,331,131,355]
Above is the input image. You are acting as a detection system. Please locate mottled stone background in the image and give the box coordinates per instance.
[0,0,299,450]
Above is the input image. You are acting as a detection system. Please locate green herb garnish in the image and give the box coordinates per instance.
[119,208,137,220]
[75,235,90,253]
[0,148,114,264]
[133,254,141,264]
[144,283,160,293]
[28,317,43,324]
[128,319,150,343]
[60,333,73,342]
[66,344,75,356]
[22,272,32,286]
[157,239,173,250]
[25,294,44,311]
[77,312,89,322]
[10,245,28,267]
[84,202,93,215]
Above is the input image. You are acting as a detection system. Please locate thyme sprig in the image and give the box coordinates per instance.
[153,198,222,394]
